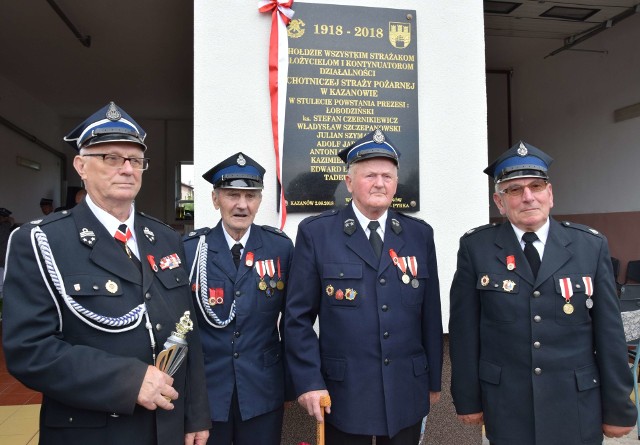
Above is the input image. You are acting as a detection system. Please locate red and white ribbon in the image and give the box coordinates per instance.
[559,277,573,302]
[265,259,276,279]
[258,0,294,230]
[582,276,593,297]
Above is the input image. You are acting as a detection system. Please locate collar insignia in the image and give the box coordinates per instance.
[79,227,97,246]
[391,218,402,234]
[344,218,356,235]
[143,226,156,243]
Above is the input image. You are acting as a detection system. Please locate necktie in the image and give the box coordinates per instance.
[114,224,133,258]
[231,243,243,269]
[522,232,541,278]
[368,221,383,259]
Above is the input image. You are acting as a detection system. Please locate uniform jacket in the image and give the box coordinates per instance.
[2,201,210,445]
[183,221,294,422]
[284,204,443,437]
[449,218,636,445]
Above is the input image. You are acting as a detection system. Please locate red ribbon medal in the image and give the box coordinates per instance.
[506,255,516,271]
[559,277,574,314]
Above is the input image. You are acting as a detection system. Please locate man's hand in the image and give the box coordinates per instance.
[185,430,209,445]
[297,389,330,422]
[457,412,484,425]
[429,391,441,405]
[603,424,633,438]
[137,365,178,410]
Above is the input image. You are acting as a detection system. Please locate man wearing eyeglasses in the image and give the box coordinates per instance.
[2,102,210,445]
[449,141,636,444]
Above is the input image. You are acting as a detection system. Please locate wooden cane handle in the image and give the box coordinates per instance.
[316,395,331,445]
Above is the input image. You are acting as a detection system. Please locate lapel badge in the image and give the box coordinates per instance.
[105,280,118,294]
[79,227,97,246]
[506,255,516,271]
[480,275,490,287]
[146,255,159,272]
[391,218,402,235]
[143,227,156,244]
[335,289,344,300]
[344,218,356,235]
[245,251,255,267]
[326,284,334,296]
[345,288,357,301]
[502,279,516,292]
[74,283,81,291]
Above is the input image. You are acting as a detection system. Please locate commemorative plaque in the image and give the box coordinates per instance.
[283,3,419,213]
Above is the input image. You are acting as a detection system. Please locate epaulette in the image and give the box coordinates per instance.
[395,211,428,226]
[304,208,339,223]
[138,211,174,230]
[183,227,211,240]
[261,225,291,239]
[463,222,499,237]
[27,210,71,227]
[560,221,603,237]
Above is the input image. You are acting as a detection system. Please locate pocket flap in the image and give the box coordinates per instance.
[321,356,346,381]
[63,275,123,297]
[476,273,519,294]
[479,360,502,385]
[263,344,283,367]
[323,263,362,280]
[412,353,429,376]
[156,268,189,290]
[575,364,601,391]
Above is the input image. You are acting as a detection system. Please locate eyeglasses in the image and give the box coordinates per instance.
[82,154,150,170]
[498,179,548,197]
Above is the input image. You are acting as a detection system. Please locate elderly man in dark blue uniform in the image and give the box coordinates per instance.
[183,152,294,445]
[449,141,637,444]
[2,102,211,445]
[285,129,443,445]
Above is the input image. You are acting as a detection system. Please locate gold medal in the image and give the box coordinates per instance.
[277,280,285,290]
[105,280,118,294]
[402,274,410,284]
[563,303,574,314]
[258,280,268,291]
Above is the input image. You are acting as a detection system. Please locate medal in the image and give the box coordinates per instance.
[265,259,277,289]
[411,278,419,289]
[506,255,516,271]
[269,279,277,289]
[106,280,118,294]
[277,281,285,290]
[583,276,594,309]
[402,274,410,284]
[147,255,158,272]
[406,256,418,286]
[502,280,516,292]
[265,287,273,298]
[259,280,268,291]
[335,289,344,300]
[345,288,357,301]
[559,277,574,315]
[326,284,334,296]
[245,251,254,267]
[480,275,490,287]
[256,261,268,291]
[585,298,593,309]
[390,249,409,285]
[276,257,285,291]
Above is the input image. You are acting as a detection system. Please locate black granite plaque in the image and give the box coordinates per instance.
[283,3,419,213]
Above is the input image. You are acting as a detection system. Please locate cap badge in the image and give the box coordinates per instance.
[373,128,385,144]
[517,142,528,157]
[105,102,122,121]
[236,154,247,166]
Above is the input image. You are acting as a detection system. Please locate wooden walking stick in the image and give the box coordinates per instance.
[317,395,332,445]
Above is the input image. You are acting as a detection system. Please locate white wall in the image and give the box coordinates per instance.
[194,0,488,329]
[486,14,640,216]
[0,75,65,223]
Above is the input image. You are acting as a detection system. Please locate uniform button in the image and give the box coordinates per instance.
[110,413,120,418]
[69,417,73,423]
[93,285,99,290]
[379,278,386,285]
[383,332,389,339]
[155,323,162,331]
[234,331,241,338]
[384,358,390,365]
[175,276,181,283]
[576,284,581,289]
[339,272,344,277]
[233,352,239,359]
[381,305,388,312]
[533,291,541,298]
[534,315,541,322]
[145,292,152,300]
[534,368,542,375]
[235,291,241,296]
[533,341,541,349]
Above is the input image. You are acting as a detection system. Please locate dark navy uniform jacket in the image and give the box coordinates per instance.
[449,218,636,445]
[183,221,294,422]
[285,203,443,437]
[2,200,210,445]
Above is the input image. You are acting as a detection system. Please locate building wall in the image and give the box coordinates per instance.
[193,0,489,328]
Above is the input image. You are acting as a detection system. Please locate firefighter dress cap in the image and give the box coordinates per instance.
[337,128,400,166]
[40,198,53,206]
[63,101,147,151]
[484,140,553,183]
[202,152,265,189]
[0,207,11,217]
